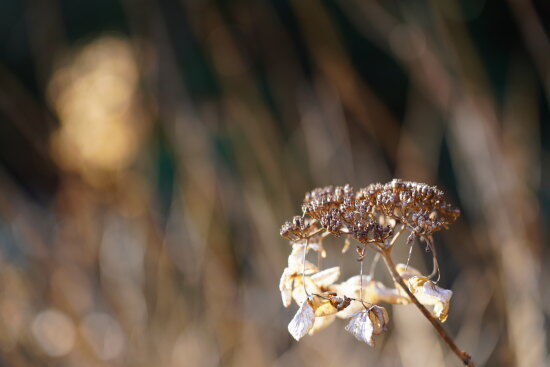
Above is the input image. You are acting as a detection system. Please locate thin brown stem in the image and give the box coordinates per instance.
[426,237,441,282]
[380,249,475,367]
[359,254,364,302]
[302,238,310,297]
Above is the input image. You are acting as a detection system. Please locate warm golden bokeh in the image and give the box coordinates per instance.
[48,36,147,185]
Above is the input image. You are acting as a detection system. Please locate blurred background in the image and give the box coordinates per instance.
[0,0,548,366]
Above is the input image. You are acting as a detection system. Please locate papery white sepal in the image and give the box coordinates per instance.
[288,300,315,341]
[345,310,375,346]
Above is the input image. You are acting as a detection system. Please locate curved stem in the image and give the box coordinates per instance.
[380,249,475,367]
[425,237,441,282]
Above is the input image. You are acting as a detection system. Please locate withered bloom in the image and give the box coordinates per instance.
[395,263,453,322]
[280,216,319,241]
[279,245,319,307]
[365,179,460,237]
[301,185,354,236]
[279,180,463,355]
[334,275,406,318]
[345,305,389,346]
[299,184,394,245]
[288,300,315,341]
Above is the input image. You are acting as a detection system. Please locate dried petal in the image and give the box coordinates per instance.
[363,280,406,305]
[310,267,340,288]
[292,277,321,305]
[287,246,319,273]
[395,263,422,280]
[336,301,364,319]
[280,242,323,307]
[345,310,375,346]
[338,275,372,291]
[368,305,389,334]
[314,301,338,317]
[334,275,372,319]
[279,267,294,307]
[408,276,452,322]
[433,301,449,322]
[394,264,424,301]
[288,300,315,341]
[334,275,406,312]
[292,241,326,258]
[345,305,389,345]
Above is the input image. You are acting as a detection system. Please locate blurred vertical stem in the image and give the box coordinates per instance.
[380,248,475,367]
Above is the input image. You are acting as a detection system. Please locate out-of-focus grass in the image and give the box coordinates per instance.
[0,0,548,366]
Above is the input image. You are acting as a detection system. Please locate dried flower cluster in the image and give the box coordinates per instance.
[356,180,460,238]
[287,180,459,245]
[279,180,465,355]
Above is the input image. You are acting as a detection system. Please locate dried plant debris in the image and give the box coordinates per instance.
[280,216,318,241]
[300,184,394,243]
[345,305,389,346]
[288,300,315,341]
[357,179,460,237]
[288,180,458,249]
[279,180,461,347]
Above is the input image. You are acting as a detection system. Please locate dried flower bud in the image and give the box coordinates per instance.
[301,185,356,236]
[348,220,393,245]
[330,295,352,311]
[280,216,319,241]
[369,179,460,237]
[319,208,344,235]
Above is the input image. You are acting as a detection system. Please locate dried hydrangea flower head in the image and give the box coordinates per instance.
[279,180,476,367]
[301,184,393,244]
[357,179,460,238]
[280,216,318,241]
